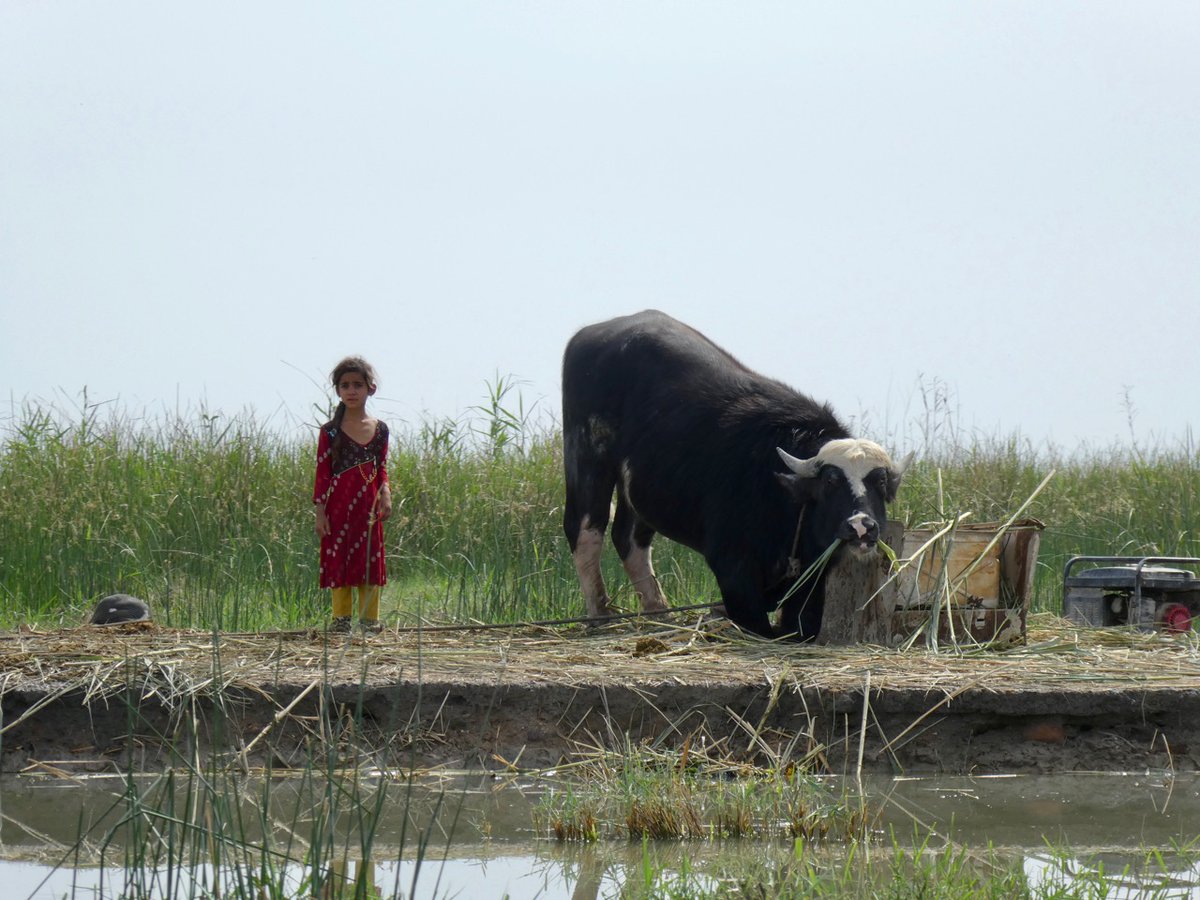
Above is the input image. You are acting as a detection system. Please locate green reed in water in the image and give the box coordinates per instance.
[32,657,456,900]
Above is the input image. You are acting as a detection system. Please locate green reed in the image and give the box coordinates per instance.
[624,841,1021,899]
[39,647,456,900]
[1,394,1197,630]
[622,835,1200,899]
[536,741,873,845]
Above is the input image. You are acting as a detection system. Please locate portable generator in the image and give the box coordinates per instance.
[1062,556,1200,632]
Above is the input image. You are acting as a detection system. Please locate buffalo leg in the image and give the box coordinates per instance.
[713,568,775,638]
[563,434,617,618]
[612,491,669,613]
[571,520,614,618]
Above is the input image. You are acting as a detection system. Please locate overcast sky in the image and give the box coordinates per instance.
[2,2,1197,454]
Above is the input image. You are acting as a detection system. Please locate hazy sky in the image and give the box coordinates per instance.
[2,3,1198,453]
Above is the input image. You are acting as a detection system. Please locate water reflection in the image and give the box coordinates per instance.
[1026,852,1200,899]
[7,848,698,900]
[872,772,1200,848]
[10,845,1200,900]
[1,772,1198,898]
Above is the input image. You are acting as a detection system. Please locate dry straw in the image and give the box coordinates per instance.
[3,616,1198,697]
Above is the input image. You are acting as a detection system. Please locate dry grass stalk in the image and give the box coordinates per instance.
[2,615,1199,706]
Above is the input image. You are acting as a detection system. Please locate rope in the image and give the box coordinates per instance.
[234,600,721,639]
[384,600,721,634]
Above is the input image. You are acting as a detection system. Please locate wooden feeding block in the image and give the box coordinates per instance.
[815,522,904,646]
[818,518,1043,647]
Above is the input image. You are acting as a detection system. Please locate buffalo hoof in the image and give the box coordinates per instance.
[90,594,151,625]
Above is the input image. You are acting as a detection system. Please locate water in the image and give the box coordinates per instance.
[8,855,626,900]
[873,771,1198,848]
[2,772,1199,898]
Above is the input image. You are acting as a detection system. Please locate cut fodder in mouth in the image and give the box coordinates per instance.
[780,539,843,607]
[842,538,878,557]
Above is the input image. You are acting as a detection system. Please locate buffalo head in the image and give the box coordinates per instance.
[777,438,912,557]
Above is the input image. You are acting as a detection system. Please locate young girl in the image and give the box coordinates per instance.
[313,356,392,633]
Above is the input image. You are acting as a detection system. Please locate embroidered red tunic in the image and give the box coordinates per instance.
[313,420,390,588]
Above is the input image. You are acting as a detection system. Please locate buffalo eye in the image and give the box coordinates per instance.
[821,466,843,488]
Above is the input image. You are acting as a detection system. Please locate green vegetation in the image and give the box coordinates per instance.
[1,391,1197,629]
[623,837,1200,899]
[536,741,873,844]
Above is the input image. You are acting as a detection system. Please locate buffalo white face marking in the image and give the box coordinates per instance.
[847,511,870,538]
[811,438,894,499]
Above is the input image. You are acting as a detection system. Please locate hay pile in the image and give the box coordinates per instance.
[2,614,1198,708]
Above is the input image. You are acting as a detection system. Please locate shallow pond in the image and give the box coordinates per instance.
[3,771,1199,898]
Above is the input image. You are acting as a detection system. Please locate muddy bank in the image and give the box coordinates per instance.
[3,619,1199,775]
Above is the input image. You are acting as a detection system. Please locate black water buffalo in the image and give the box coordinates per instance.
[561,310,911,640]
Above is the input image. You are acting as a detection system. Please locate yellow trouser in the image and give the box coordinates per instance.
[331,584,380,621]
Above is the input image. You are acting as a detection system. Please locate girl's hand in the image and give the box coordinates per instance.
[314,505,331,537]
[377,489,393,521]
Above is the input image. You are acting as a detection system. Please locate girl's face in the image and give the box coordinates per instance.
[336,372,373,408]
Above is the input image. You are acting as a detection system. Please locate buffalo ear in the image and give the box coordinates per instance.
[777,447,820,500]
[776,471,816,501]
[886,451,916,502]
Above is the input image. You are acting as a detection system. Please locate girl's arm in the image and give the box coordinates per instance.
[313,428,333,536]
[376,424,392,521]
[314,503,331,536]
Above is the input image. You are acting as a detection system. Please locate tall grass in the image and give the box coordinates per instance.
[0,398,323,629]
[1,391,1197,630]
[895,432,1200,611]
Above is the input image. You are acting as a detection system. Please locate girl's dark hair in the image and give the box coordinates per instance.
[329,356,379,430]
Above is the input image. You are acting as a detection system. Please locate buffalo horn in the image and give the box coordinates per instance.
[776,447,820,477]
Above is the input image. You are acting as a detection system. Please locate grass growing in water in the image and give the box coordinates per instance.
[8,633,1200,898]
[536,739,875,845]
[618,833,1200,898]
[25,640,461,900]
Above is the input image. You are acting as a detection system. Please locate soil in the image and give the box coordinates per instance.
[3,617,1200,777]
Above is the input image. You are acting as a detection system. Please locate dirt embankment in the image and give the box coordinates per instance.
[3,619,1199,776]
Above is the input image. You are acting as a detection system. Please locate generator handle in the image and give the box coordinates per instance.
[1062,556,1200,587]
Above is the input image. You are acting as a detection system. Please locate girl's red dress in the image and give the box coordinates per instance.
[313,420,390,588]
